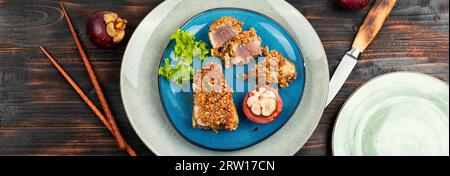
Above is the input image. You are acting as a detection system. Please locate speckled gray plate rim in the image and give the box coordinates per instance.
[120,0,329,156]
[332,72,449,156]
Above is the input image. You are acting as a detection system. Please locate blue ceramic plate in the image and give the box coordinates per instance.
[158,8,305,151]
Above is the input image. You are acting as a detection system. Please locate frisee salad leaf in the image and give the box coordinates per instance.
[158,29,209,85]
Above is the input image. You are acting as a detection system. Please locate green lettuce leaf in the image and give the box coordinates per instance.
[158,29,209,85]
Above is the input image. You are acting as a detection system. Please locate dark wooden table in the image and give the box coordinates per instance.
[0,0,448,156]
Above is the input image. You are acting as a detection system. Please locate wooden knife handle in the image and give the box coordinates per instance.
[352,0,396,53]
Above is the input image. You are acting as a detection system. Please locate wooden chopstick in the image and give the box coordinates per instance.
[39,46,136,156]
[59,3,127,150]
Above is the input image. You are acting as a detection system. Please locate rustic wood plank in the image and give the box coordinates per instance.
[0,0,157,156]
[0,127,154,156]
[0,0,158,48]
[0,0,448,156]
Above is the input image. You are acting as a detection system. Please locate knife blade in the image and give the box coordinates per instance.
[326,48,360,105]
[326,0,396,106]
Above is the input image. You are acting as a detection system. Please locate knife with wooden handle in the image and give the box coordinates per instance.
[326,0,396,106]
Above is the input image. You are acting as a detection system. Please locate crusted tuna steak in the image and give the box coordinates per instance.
[209,17,243,49]
[192,62,239,132]
[212,28,263,68]
[249,50,297,88]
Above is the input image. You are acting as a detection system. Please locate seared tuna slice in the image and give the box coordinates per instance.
[192,62,239,131]
[212,28,262,68]
[209,17,243,49]
[249,50,297,88]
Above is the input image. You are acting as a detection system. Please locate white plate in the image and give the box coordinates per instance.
[333,72,449,156]
[120,0,329,155]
